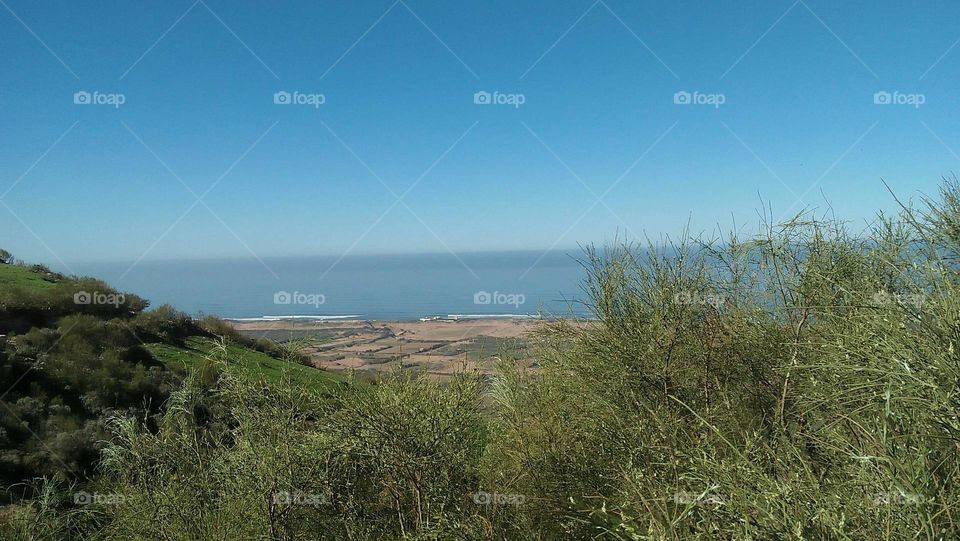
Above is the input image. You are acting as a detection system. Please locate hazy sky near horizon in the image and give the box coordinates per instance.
[2,0,959,268]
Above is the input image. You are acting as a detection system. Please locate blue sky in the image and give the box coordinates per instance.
[2,0,959,267]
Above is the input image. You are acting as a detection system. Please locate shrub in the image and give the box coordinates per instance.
[128,305,193,343]
[484,184,960,538]
[95,355,490,540]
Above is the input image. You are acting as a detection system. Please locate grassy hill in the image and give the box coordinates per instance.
[0,259,340,389]
[146,336,343,391]
[0,263,57,289]
[0,257,341,493]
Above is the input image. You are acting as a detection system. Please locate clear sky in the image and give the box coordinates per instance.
[2,0,959,267]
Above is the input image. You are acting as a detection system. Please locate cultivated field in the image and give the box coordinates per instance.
[230,318,541,379]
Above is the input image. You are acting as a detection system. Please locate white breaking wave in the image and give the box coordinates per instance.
[445,314,539,319]
[226,315,361,322]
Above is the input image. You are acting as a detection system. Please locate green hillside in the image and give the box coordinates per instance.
[0,263,57,289]
[0,260,339,389]
[0,257,341,494]
[147,336,343,391]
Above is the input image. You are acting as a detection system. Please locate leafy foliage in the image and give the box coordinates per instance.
[0,259,334,504]
[93,362,486,540]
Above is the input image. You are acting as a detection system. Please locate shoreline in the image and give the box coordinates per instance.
[223,314,575,323]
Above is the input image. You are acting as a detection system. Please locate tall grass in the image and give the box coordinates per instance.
[486,181,960,539]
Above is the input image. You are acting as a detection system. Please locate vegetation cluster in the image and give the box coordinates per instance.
[4,181,960,539]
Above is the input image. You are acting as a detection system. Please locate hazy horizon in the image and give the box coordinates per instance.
[67,249,591,319]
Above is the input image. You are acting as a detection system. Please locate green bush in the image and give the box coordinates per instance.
[0,476,98,541]
[483,183,960,539]
[94,353,490,540]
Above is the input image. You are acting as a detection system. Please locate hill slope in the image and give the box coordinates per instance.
[0,257,340,493]
[146,336,342,391]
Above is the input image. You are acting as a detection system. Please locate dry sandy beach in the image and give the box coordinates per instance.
[229,318,544,379]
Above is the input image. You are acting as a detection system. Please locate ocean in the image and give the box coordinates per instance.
[70,250,591,321]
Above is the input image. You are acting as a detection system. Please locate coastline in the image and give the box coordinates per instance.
[223,313,551,323]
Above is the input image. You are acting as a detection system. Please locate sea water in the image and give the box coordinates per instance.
[70,250,590,321]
